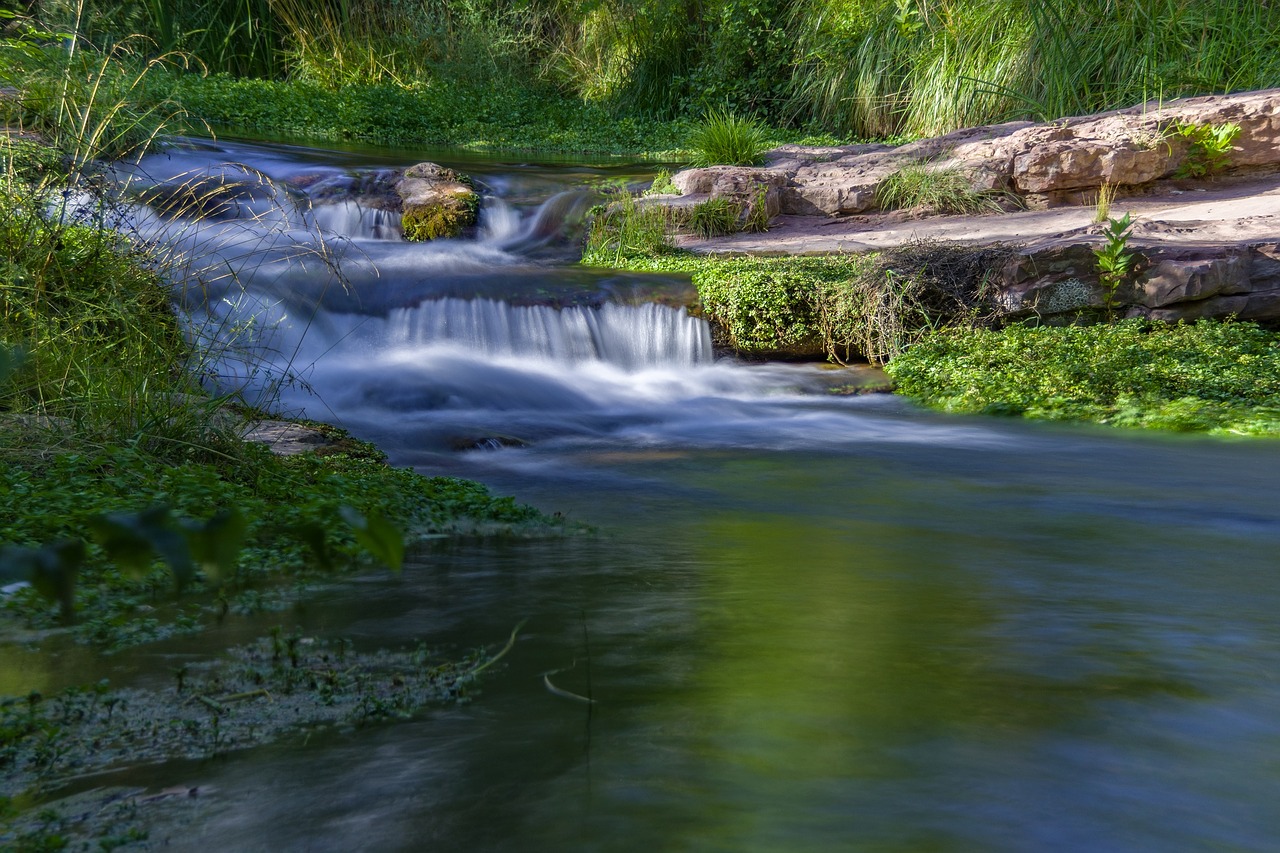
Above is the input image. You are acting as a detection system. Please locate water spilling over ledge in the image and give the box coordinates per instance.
[387,298,713,368]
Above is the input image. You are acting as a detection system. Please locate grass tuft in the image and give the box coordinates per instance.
[876,164,1002,214]
[688,108,772,167]
[688,196,741,238]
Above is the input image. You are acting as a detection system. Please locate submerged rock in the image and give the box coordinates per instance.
[137,163,285,220]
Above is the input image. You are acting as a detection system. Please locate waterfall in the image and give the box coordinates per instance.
[309,201,402,240]
[387,298,713,369]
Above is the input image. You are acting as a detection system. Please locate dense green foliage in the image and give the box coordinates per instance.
[693,250,1010,362]
[143,72,695,156]
[886,320,1280,435]
[24,0,1280,142]
[1,444,542,647]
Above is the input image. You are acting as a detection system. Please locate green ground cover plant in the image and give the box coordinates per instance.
[0,444,544,648]
[142,71,698,156]
[886,320,1280,435]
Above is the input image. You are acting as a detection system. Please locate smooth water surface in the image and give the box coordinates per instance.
[21,139,1280,850]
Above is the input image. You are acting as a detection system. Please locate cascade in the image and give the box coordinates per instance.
[387,298,713,369]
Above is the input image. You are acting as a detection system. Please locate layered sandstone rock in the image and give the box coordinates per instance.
[672,88,1280,218]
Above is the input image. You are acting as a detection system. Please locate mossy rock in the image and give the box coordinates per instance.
[401,194,479,241]
[395,162,480,242]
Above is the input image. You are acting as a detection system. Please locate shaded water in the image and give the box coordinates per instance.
[14,140,1280,850]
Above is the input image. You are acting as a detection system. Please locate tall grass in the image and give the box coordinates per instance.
[876,165,1003,215]
[786,0,1280,138]
[688,108,771,166]
[26,0,1280,139]
[0,10,338,459]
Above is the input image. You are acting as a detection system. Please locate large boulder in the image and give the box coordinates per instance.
[992,239,1280,323]
[395,163,479,241]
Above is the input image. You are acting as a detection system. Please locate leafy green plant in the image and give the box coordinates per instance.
[1093,212,1137,315]
[688,108,771,167]
[1173,120,1241,178]
[644,168,680,195]
[876,164,1002,214]
[688,196,741,238]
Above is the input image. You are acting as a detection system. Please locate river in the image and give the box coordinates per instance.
[32,139,1280,850]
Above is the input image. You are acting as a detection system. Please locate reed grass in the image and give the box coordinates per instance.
[786,0,1280,138]
[582,193,678,266]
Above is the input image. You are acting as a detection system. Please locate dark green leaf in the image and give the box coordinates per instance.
[179,507,247,584]
[339,505,405,573]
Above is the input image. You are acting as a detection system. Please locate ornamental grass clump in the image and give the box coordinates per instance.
[688,108,772,167]
[876,164,1003,215]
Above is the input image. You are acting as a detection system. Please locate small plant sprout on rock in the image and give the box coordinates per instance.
[1173,120,1241,178]
[1093,213,1137,316]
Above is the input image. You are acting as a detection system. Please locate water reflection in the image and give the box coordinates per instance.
[111,438,1280,852]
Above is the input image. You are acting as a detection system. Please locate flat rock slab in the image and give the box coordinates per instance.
[241,420,338,456]
[680,174,1280,256]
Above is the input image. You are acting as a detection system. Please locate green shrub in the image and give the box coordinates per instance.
[886,319,1280,434]
[691,252,990,362]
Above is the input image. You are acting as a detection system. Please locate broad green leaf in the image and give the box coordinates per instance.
[339,505,405,573]
[89,506,195,591]
[1,539,84,623]
[297,521,334,572]
[180,507,247,584]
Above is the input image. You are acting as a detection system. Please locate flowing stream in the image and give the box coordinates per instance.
[14,139,1280,850]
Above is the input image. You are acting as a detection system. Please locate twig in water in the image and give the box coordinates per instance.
[543,672,596,705]
[468,618,528,677]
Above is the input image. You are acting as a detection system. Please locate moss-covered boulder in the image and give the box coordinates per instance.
[394,162,479,241]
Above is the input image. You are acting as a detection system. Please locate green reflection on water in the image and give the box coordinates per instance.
[631,456,1209,849]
